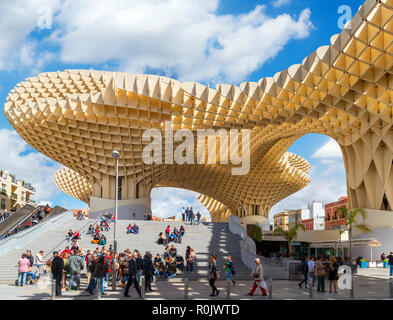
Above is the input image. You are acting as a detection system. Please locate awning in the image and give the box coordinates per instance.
[309,238,381,248]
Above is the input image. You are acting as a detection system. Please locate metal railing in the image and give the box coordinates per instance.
[0,210,74,257]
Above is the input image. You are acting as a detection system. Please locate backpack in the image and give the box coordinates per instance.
[121,259,129,274]
[231,266,236,275]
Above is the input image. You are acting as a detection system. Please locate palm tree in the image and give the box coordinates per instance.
[273,224,305,257]
[337,207,371,264]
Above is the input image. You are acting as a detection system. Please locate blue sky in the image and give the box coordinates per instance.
[0,0,361,219]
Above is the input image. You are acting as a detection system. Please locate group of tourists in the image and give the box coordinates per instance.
[0,209,9,223]
[126,223,139,234]
[16,250,46,287]
[181,207,201,225]
[158,225,185,245]
[86,217,114,245]
[297,255,348,293]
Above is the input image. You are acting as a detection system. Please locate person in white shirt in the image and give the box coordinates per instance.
[35,251,45,278]
[307,256,316,289]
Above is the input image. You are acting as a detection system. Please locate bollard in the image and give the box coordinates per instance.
[226,279,230,300]
[308,275,313,299]
[141,276,145,299]
[268,278,273,299]
[97,278,102,300]
[350,276,354,298]
[51,279,56,300]
[389,278,393,298]
[184,278,189,299]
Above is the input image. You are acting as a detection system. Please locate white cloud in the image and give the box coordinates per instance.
[151,187,210,219]
[49,0,312,83]
[0,129,61,202]
[271,0,292,8]
[0,0,61,70]
[311,139,343,159]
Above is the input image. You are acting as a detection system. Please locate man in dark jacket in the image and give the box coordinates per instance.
[143,251,154,292]
[136,251,143,285]
[51,251,64,296]
[124,252,141,298]
[89,255,109,295]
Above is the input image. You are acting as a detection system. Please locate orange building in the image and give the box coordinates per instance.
[325,196,348,230]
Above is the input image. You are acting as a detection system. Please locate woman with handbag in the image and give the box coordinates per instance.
[208,254,220,297]
[247,258,267,296]
[315,255,326,292]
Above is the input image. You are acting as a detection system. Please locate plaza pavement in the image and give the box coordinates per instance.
[0,267,392,300]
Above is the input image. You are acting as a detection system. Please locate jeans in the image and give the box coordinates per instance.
[17,272,27,286]
[26,272,37,280]
[308,271,315,288]
[189,262,194,272]
[37,264,44,277]
[90,276,105,294]
[209,277,217,294]
[136,270,142,285]
[197,217,200,225]
[390,265,393,276]
[226,270,233,282]
[68,272,81,290]
[317,275,325,292]
[190,217,194,225]
[298,273,308,287]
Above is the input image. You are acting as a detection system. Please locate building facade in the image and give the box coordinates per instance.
[325,196,348,230]
[274,211,289,231]
[0,170,36,213]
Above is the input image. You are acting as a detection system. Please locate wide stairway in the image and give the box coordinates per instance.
[0,214,251,284]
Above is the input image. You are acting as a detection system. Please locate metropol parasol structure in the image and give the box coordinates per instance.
[5,0,393,227]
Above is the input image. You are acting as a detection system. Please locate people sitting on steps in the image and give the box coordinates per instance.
[157,232,164,245]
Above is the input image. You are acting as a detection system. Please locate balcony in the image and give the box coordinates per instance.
[10,193,17,200]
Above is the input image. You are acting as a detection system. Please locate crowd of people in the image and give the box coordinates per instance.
[181,207,201,225]
[0,209,10,223]
[296,255,356,293]
[157,225,185,245]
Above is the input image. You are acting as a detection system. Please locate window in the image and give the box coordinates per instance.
[21,191,26,202]
[1,198,5,210]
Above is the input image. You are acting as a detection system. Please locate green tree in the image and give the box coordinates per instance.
[272,224,305,257]
[337,207,371,263]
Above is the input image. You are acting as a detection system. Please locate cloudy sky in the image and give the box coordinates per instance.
[0,0,363,219]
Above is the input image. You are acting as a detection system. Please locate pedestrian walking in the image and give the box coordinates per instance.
[66,250,84,290]
[298,256,309,289]
[247,258,267,296]
[224,256,236,286]
[124,252,141,298]
[208,255,219,297]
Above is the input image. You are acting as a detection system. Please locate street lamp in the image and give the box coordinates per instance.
[112,150,119,291]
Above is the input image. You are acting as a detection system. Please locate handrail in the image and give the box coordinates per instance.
[0,205,43,239]
[10,206,42,231]
[42,216,100,261]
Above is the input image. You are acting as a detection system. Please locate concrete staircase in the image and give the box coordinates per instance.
[0,216,251,284]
